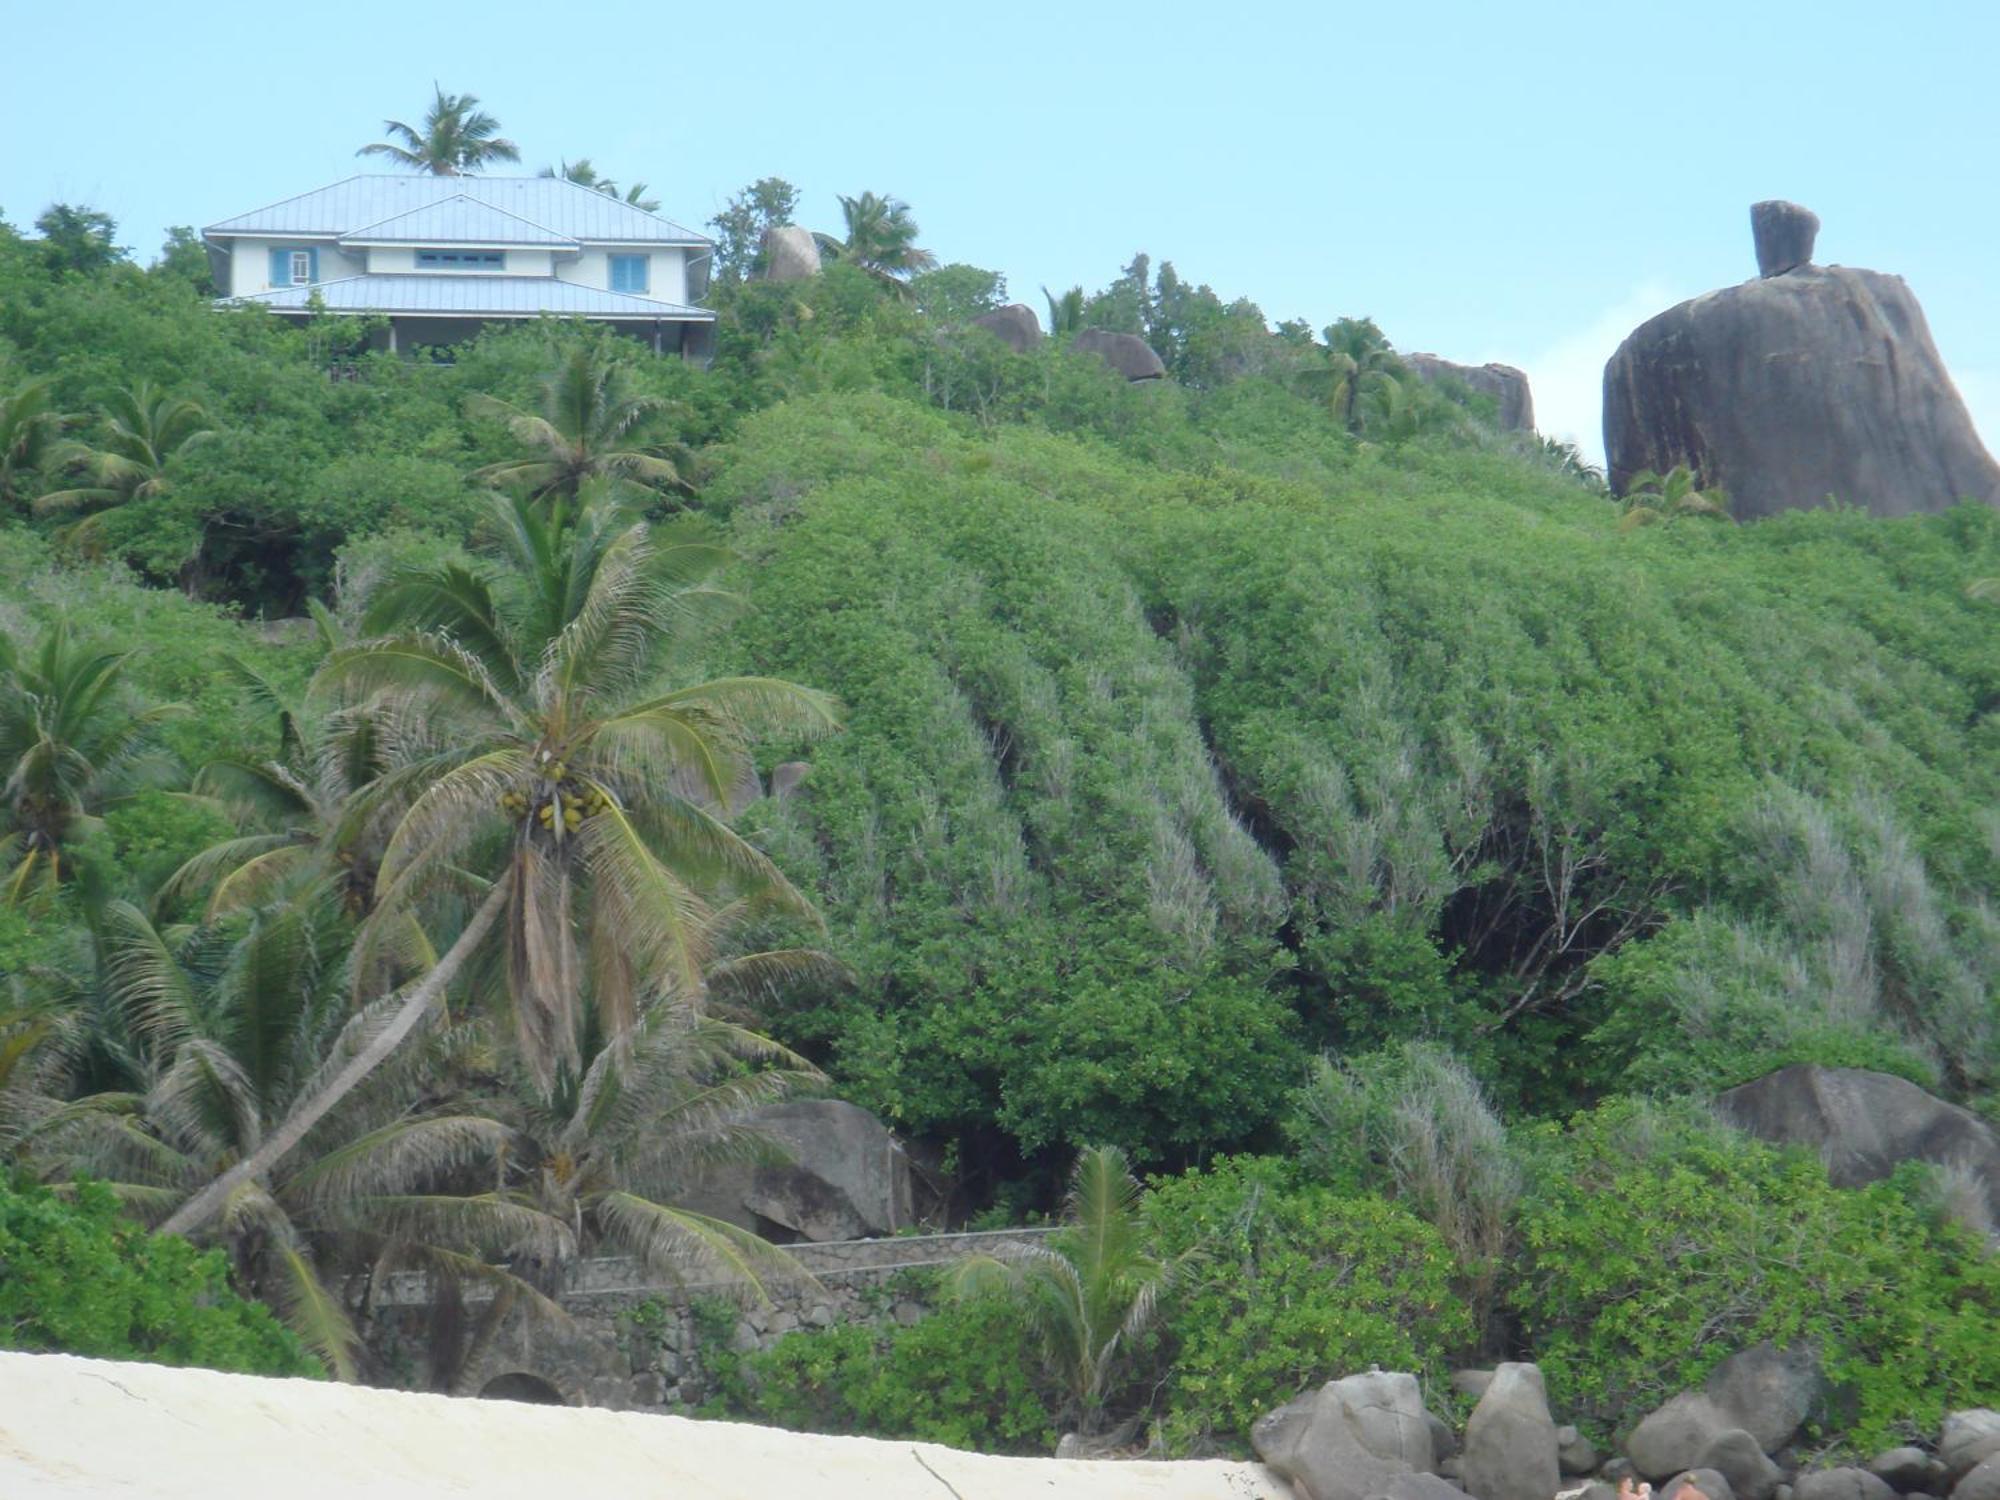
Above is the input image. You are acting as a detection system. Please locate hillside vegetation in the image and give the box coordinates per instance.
[1,195,1996,1451]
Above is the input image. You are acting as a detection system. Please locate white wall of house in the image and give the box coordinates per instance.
[226,239,359,296]
[558,247,689,304]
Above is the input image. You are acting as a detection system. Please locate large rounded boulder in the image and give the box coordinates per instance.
[1602,205,2000,519]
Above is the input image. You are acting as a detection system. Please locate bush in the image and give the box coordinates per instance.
[716,1296,1058,1454]
[1509,1101,2000,1449]
[1145,1157,1471,1455]
[0,1176,315,1376]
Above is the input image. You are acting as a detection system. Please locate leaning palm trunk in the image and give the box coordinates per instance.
[160,877,510,1237]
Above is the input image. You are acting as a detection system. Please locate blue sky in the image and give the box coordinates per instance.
[5,0,1996,461]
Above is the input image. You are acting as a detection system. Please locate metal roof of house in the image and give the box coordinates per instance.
[230,274,714,320]
[206,176,708,245]
[340,195,579,248]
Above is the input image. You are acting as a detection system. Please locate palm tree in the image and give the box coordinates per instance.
[161,484,839,1236]
[1357,371,1455,444]
[0,378,71,514]
[815,192,938,287]
[35,382,214,548]
[1312,317,1404,434]
[486,979,827,1294]
[950,1145,1195,1436]
[538,160,661,215]
[1961,577,1998,603]
[466,345,686,504]
[0,622,183,904]
[1043,286,1087,338]
[1617,464,1733,530]
[25,885,559,1376]
[357,87,520,176]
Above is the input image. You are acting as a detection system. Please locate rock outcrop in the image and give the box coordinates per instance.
[760,224,821,283]
[972,304,1044,353]
[1716,1067,2000,1206]
[1625,1343,1822,1480]
[1252,1370,1440,1500]
[1602,205,2000,519]
[1400,353,1536,432]
[1461,1363,1560,1500]
[1071,328,1167,381]
[677,1099,913,1242]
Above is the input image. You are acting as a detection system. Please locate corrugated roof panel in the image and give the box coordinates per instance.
[341,195,577,247]
[205,175,709,245]
[228,274,713,319]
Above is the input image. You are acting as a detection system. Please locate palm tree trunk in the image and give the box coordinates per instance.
[160,878,510,1238]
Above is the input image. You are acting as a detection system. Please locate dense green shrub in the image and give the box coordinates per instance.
[713,1297,1059,1454]
[1145,1157,1471,1455]
[0,1176,315,1375]
[1509,1101,2000,1449]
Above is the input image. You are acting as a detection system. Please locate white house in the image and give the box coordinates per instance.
[203,176,715,356]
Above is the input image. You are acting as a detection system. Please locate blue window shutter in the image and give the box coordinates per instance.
[269,247,287,288]
[308,248,319,284]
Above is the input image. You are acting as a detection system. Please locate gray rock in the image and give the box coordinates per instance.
[1629,1395,1735,1482]
[768,761,812,800]
[676,1099,914,1242]
[1945,1416,2000,1487]
[1751,201,1821,278]
[1719,1069,2000,1213]
[1441,1458,1466,1482]
[1602,217,2000,520]
[1071,328,1167,381]
[1252,1371,1437,1500]
[1432,1413,1462,1462]
[1454,1370,1497,1402]
[760,224,820,283]
[1865,1448,1933,1493]
[1369,1476,1473,1500]
[1954,1456,2000,1500]
[1703,1343,1823,1456]
[1602,1459,1640,1486]
[1794,1471,1896,1500]
[1400,352,1536,432]
[1463,1362,1561,1500]
[1557,1426,1599,1477]
[1663,1470,1737,1500]
[971,304,1043,354]
[1702,1429,1784,1500]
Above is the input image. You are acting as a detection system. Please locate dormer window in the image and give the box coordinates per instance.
[288,251,312,285]
[267,246,318,288]
[417,250,505,270]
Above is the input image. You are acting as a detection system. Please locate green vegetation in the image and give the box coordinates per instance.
[0,157,1993,1452]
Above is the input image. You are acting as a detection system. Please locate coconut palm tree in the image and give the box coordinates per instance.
[1043,285,1087,338]
[357,87,520,176]
[815,192,938,287]
[161,483,839,1237]
[0,622,183,904]
[1617,464,1733,530]
[35,382,214,549]
[0,378,71,514]
[25,883,559,1376]
[1358,370,1455,444]
[466,345,686,504]
[949,1145,1195,1436]
[1311,317,1404,434]
[538,160,661,214]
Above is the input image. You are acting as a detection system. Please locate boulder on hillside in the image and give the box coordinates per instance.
[971,303,1044,353]
[676,1099,913,1243]
[1071,328,1167,381]
[1252,1370,1438,1500]
[1716,1067,2000,1209]
[1461,1362,1560,1500]
[1794,1472,1897,1500]
[760,225,821,283]
[1862,1448,1933,1494]
[1368,1476,1473,1500]
[1751,201,1821,278]
[1955,1456,2000,1500]
[1942,1413,2000,1487]
[1557,1426,1600,1477]
[1663,1468,1738,1500]
[1626,1344,1822,1480]
[1400,352,1536,432]
[1701,1429,1783,1500]
[1602,205,2000,519]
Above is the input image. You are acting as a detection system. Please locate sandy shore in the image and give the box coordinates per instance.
[0,1351,1288,1499]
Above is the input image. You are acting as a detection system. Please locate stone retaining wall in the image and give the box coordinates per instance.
[363,1227,1055,1411]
